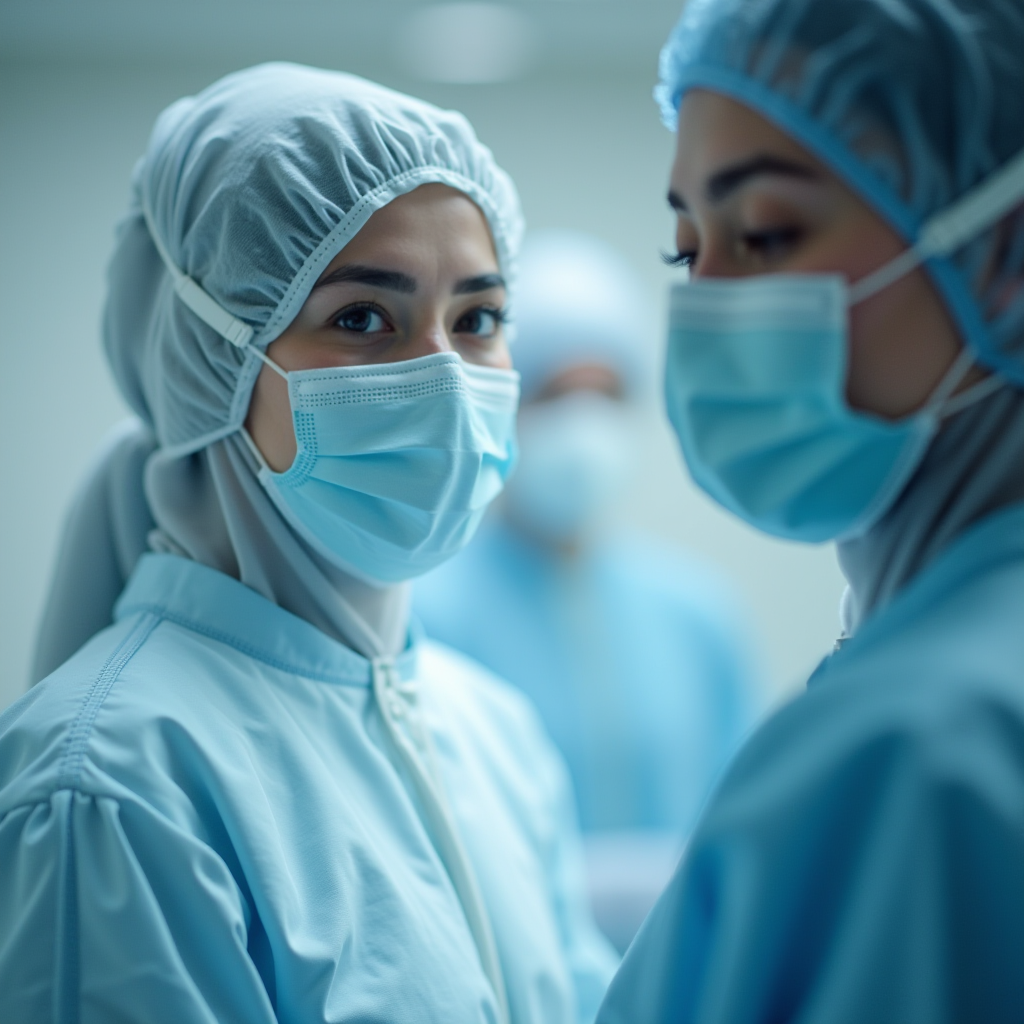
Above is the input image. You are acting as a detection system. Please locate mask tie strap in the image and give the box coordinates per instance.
[849,145,1024,306]
[917,346,1007,422]
[248,345,289,380]
[238,427,272,473]
[939,368,1007,418]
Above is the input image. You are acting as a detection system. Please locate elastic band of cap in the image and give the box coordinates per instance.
[849,145,1024,306]
[141,204,255,349]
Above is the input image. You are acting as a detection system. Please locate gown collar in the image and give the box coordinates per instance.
[114,552,418,687]
[811,501,1024,688]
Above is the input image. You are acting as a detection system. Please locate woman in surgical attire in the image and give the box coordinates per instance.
[0,63,617,1022]
[597,0,1024,1021]
[415,230,762,950]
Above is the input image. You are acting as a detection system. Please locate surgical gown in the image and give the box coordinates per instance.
[0,553,616,1023]
[415,523,759,835]
[597,502,1024,1023]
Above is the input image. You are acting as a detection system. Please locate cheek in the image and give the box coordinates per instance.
[491,342,513,371]
[845,269,962,418]
[244,362,297,472]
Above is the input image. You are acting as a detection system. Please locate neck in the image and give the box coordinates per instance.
[837,386,1024,632]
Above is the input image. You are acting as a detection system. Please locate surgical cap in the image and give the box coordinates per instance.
[656,0,1024,385]
[104,62,524,456]
[511,231,654,401]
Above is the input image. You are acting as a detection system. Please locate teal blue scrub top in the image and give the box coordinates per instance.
[597,503,1024,1023]
[0,553,616,1023]
[415,525,759,834]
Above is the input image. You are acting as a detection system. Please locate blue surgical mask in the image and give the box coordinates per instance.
[241,349,519,583]
[665,149,1024,543]
[138,213,519,582]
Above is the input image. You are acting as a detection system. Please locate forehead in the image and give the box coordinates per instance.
[671,89,821,186]
[326,184,499,271]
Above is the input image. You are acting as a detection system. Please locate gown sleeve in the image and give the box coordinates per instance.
[0,788,278,1024]
[596,671,1024,1024]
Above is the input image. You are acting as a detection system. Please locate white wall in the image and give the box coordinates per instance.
[0,58,846,711]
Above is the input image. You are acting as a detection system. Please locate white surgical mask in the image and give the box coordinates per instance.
[504,390,632,545]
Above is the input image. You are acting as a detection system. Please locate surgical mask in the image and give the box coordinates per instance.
[140,212,520,583]
[665,147,1024,543]
[242,349,519,583]
[504,390,632,544]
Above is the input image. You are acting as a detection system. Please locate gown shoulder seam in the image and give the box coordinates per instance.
[55,612,162,791]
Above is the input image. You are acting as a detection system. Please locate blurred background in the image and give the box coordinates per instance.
[1,0,849,950]
[0,0,846,714]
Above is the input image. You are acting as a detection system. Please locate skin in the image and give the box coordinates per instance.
[668,91,985,419]
[246,183,510,471]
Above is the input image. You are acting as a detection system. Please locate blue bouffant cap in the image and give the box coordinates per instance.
[656,0,1024,385]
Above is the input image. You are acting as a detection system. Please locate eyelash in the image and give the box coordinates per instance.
[661,249,694,268]
[332,301,390,330]
[330,302,510,332]
[470,305,510,325]
[660,226,805,271]
[743,226,804,255]
[455,305,510,337]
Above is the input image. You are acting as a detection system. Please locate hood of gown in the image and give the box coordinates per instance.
[837,385,1024,635]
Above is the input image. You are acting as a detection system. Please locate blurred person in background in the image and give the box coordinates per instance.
[0,64,617,1022]
[415,231,763,952]
[597,0,1024,1020]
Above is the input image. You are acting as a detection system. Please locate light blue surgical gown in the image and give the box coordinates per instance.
[415,523,759,835]
[597,503,1024,1023]
[0,553,616,1023]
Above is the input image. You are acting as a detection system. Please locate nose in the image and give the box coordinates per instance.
[693,241,745,280]
[402,311,454,360]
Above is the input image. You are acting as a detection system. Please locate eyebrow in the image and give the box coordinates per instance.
[312,265,505,296]
[313,264,417,293]
[667,154,818,212]
[453,273,505,295]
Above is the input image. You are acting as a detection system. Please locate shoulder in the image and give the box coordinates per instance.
[717,550,1024,838]
[0,609,263,814]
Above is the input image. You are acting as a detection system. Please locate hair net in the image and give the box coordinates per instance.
[656,0,1024,385]
[511,230,654,402]
[105,61,524,457]
[31,64,524,671]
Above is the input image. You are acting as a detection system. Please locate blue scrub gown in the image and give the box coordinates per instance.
[415,523,759,835]
[0,553,616,1023]
[597,503,1024,1023]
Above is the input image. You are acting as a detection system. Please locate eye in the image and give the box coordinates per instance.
[454,306,507,338]
[661,249,696,269]
[740,226,804,259]
[334,303,390,334]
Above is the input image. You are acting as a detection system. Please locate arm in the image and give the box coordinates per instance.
[0,788,278,1024]
[598,680,1024,1024]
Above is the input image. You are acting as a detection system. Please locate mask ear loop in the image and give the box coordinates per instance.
[249,344,289,379]
[239,347,291,472]
[849,146,1024,307]
[846,147,1024,419]
[239,424,272,473]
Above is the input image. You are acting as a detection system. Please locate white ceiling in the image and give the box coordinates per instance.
[0,0,684,82]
